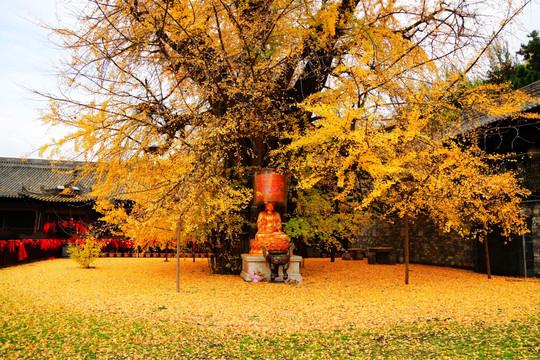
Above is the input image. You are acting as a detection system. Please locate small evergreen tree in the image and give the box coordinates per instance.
[486,40,517,86]
[487,30,540,88]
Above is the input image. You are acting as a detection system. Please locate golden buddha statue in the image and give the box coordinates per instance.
[250,203,289,254]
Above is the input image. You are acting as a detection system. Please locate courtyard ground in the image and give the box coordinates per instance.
[1,257,539,358]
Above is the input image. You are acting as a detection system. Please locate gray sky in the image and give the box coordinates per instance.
[0,0,67,159]
[0,0,539,159]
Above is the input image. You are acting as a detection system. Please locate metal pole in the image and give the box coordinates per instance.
[522,233,527,278]
[176,219,181,293]
[404,213,409,285]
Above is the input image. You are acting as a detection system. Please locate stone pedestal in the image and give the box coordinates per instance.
[240,254,303,282]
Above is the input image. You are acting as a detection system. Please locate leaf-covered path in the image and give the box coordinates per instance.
[1,258,539,334]
[2,258,540,359]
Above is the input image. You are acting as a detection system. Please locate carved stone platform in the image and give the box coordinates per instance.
[240,254,303,282]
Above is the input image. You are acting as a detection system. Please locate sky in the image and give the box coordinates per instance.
[0,0,539,160]
[0,0,68,159]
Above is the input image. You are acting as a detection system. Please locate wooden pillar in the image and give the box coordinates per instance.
[33,209,40,234]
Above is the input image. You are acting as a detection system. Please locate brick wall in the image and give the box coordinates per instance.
[353,215,474,269]
[353,203,540,276]
[527,202,540,277]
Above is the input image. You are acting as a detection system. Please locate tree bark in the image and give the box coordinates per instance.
[484,231,492,279]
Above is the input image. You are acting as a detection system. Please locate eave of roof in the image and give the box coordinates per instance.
[435,80,540,140]
[21,192,93,203]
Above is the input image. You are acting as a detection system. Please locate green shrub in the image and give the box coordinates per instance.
[67,238,102,268]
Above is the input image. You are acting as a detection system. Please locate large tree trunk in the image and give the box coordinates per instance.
[207,229,243,275]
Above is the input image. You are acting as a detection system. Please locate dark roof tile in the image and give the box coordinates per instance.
[0,157,96,203]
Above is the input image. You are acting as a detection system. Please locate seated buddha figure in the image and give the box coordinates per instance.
[250,203,289,254]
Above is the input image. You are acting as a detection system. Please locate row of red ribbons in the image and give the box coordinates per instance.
[0,239,64,261]
[42,220,87,234]
[0,238,134,262]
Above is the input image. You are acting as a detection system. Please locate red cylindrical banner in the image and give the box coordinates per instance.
[253,169,287,205]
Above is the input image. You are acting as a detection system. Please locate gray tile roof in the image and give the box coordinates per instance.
[435,80,540,140]
[0,157,96,203]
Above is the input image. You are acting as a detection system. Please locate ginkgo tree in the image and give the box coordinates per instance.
[425,145,531,280]
[40,0,535,274]
[286,78,536,283]
[284,183,371,261]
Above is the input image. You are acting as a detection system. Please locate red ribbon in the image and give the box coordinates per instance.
[1,238,132,257]
[17,240,27,261]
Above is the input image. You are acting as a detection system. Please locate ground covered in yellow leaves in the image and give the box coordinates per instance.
[1,258,540,359]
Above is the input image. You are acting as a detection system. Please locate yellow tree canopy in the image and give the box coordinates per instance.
[286,80,535,240]
[40,0,534,255]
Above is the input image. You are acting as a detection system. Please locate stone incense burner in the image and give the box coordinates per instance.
[262,246,293,282]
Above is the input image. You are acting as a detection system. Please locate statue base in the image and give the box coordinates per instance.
[240,254,303,282]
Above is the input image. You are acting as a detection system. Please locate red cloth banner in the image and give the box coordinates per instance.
[255,173,286,204]
[1,238,133,262]
[16,240,28,261]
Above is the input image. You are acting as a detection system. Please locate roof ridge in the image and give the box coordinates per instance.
[0,157,86,168]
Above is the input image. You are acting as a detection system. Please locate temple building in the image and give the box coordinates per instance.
[0,157,98,240]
